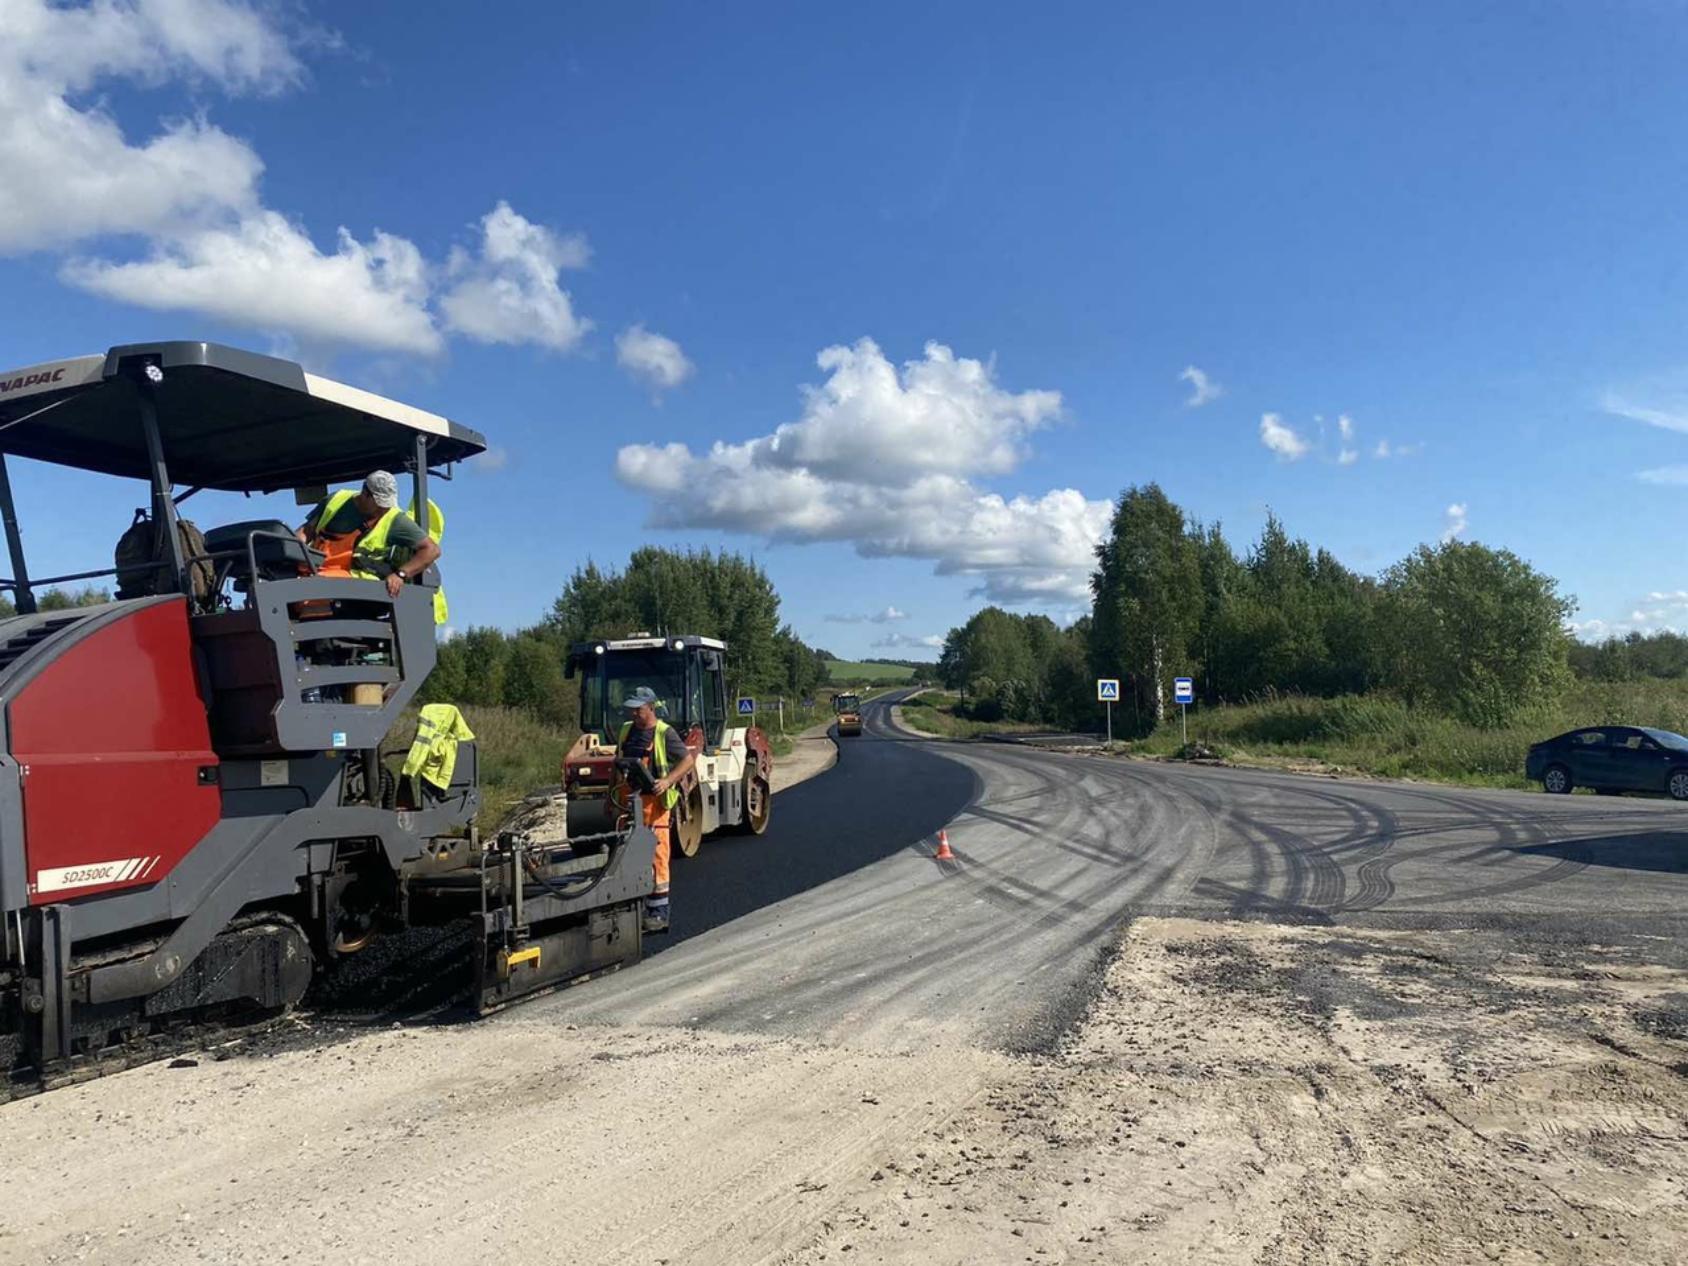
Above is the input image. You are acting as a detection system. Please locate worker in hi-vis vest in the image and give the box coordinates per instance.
[297,470,440,600]
[617,686,696,934]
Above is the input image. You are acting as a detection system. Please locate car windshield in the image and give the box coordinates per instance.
[1640,728,1688,752]
[581,649,689,740]
[835,694,860,712]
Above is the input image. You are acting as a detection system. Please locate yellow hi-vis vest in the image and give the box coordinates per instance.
[402,703,475,790]
[618,718,680,810]
[314,489,449,625]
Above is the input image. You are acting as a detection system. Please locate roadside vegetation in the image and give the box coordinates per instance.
[930,482,1688,790]
[1131,676,1688,788]
[417,547,831,738]
[897,691,1046,740]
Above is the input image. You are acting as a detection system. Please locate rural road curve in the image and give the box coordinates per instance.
[544,689,1688,1050]
[6,690,1687,1266]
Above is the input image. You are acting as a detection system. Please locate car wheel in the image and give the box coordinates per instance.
[1669,770,1688,802]
[1542,765,1572,795]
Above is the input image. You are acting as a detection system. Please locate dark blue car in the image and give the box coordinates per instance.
[1525,726,1688,799]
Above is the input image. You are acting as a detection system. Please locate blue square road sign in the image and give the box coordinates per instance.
[1096,678,1120,702]
[1174,677,1194,705]
[737,697,756,715]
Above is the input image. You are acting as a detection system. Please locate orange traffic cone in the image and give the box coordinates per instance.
[934,829,955,861]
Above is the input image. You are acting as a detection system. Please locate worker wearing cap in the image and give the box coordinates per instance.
[298,470,440,598]
[617,686,695,934]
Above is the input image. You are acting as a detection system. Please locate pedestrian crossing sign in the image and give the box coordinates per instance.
[737,697,755,715]
[1097,678,1120,702]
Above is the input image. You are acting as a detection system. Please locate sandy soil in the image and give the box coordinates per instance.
[773,718,838,792]
[794,918,1688,1265]
[5,917,1683,1265]
[0,1016,1006,1266]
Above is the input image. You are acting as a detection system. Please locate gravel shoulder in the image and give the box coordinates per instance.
[772,716,838,792]
[795,917,1688,1265]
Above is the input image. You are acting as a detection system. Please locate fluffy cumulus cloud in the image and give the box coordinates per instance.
[0,1,593,355]
[826,606,909,624]
[0,0,290,252]
[616,340,1108,604]
[64,211,442,353]
[1179,365,1223,407]
[1259,412,1311,461]
[1441,502,1468,543]
[616,324,695,392]
[873,632,945,650]
[439,202,592,352]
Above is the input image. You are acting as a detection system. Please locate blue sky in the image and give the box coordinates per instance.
[5,1,1688,656]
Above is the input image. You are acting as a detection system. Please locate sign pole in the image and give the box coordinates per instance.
[1096,678,1120,748]
[1172,676,1194,748]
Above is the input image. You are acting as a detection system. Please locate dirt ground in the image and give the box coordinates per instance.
[3,916,1684,1265]
[794,918,1688,1265]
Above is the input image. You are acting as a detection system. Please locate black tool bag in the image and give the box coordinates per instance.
[115,508,214,604]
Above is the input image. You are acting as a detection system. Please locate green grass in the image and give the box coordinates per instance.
[762,684,897,754]
[896,690,1047,740]
[1130,679,1688,788]
[825,659,916,684]
[388,704,575,831]
[396,686,905,827]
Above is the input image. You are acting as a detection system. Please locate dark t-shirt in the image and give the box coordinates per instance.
[306,500,429,551]
[620,722,689,768]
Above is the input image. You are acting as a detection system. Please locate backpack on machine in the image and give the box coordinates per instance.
[114,508,214,605]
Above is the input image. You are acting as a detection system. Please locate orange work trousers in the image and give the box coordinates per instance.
[643,794,671,894]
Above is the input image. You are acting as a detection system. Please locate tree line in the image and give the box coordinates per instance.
[420,547,829,733]
[938,483,1581,735]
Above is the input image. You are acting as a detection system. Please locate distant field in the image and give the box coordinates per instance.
[825,659,916,683]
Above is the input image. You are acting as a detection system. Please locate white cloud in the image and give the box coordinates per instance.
[616,324,694,392]
[1638,465,1688,486]
[1374,439,1421,460]
[439,202,593,352]
[0,0,293,253]
[872,632,944,651]
[1,3,595,356]
[827,606,910,624]
[1259,412,1311,461]
[64,210,441,354]
[1441,502,1468,543]
[1179,365,1223,408]
[1570,588,1688,640]
[616,340,1105,604]
[1336,415,1358,466]
[1603,392,1688,435]
[748,338,1063,486]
